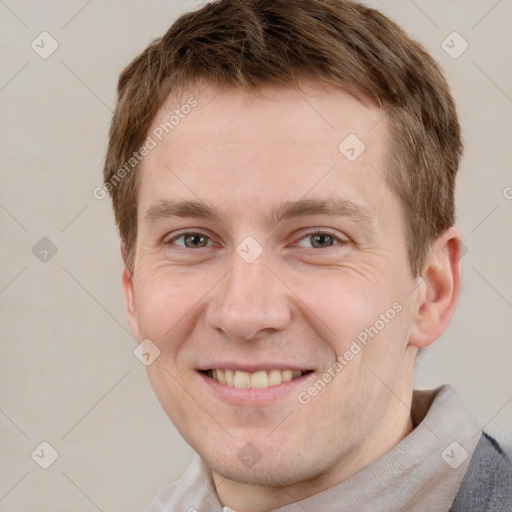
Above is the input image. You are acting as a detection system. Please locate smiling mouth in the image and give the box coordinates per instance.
[203,369,312,389]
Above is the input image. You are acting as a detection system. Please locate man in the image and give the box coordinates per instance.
[103,0,511,510]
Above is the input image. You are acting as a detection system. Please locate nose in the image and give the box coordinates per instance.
[205,256,292,341]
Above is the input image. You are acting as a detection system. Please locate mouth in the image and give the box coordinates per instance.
[202,369,312,389]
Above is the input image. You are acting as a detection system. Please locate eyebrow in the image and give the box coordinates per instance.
[143,197,376,229]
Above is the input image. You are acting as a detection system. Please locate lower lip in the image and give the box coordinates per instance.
[199,371,314,405]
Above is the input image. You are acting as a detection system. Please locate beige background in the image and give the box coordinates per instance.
[0,0,511,510]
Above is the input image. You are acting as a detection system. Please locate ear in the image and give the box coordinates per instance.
[121,243,141,342]
[408,227,462,349]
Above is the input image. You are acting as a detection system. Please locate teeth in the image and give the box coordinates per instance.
[209,369,305,389]
[268,369,282,386]
[225,369,235,387]
[250,371,268,388]
[217,369,226,385]
[281,370,292,382]
[234,371,251,388]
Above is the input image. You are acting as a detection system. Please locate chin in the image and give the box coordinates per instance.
[207,454,310,487]
[195,432,336,489]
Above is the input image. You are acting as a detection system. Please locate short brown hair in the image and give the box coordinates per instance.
[104,0,462,275]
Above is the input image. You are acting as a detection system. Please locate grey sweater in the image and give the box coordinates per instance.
[449,432,512,512]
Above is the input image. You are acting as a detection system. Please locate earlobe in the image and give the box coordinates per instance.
[408,228,462,349]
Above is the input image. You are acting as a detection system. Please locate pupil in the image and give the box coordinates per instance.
[185,234,206,248]
[311,234,332,248]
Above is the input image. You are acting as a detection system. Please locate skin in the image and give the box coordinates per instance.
[122,81,462,512]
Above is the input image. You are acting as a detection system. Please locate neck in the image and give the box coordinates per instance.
[213,392,415,512]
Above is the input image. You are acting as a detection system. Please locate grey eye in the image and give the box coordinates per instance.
[174,233,211,248]
[297,233,339,248]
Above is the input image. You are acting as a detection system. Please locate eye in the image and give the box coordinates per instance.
[296,232,344,249]
[169,232,213,248]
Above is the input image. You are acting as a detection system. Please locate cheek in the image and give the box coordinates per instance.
[133,266,208,347]
[287,268,412,385]
[287,270,387,349]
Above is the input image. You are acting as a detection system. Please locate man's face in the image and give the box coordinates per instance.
[125,82,423,488]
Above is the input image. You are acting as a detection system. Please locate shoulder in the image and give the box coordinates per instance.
[145,480,182,512]
[144,455,219,512]
[450,432,512,512]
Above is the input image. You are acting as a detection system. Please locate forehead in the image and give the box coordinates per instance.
[150,80,386,154]
[137,81,395,224]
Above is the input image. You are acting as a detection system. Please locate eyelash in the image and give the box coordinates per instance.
[165,230,347,249]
